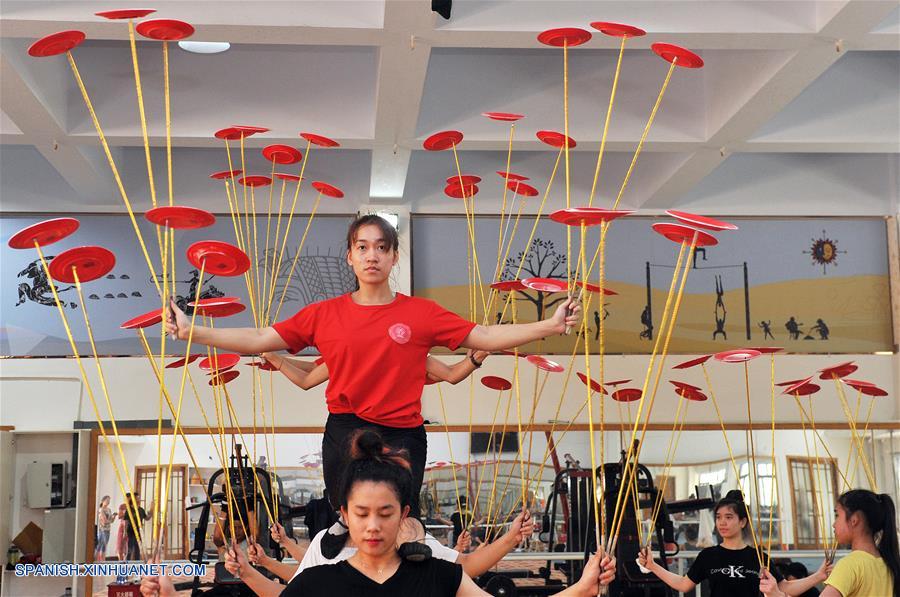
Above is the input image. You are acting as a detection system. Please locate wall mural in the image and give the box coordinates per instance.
[412,216,892,354]
[1,214,355,356]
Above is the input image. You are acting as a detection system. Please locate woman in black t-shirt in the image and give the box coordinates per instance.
[236,430,617,597]
[638,490,824,597]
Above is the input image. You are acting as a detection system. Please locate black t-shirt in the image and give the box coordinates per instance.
[282,558,463,597]
[687,545,782,597]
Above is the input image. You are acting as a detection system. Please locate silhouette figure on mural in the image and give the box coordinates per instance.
[758,320,775,340]
[785,316,804,340]
[640,305,653,340]
[591,308,611,341]
[15,258,76,309]
[712,275,727,340]
[167,269,225,315]
[496,312,503,325]
[809,318,830,340]
[692,247,707,269]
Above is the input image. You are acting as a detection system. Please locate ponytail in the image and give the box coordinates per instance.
[837,490,900,597]
[339,429,413,509]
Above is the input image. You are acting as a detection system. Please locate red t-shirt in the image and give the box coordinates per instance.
[272,293,476,428]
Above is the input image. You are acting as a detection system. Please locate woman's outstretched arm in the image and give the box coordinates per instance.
[461,297,581,351]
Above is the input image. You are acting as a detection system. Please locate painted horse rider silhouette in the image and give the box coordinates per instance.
[16,258,76,309]
[168,269,225,314]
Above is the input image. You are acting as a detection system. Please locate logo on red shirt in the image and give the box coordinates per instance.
[388,323,412,344]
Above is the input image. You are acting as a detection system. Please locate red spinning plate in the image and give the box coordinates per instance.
[446,174,482,186]
[652,222,718,247]
[262,144,303,165]
[843,379,887,397]
[490,280,526,292]
[238,175,272,187]
[676,387,708,402]
[714,348,761,363]
[312,181,344,198]
[499,349,529,358]
[444,183,479,199]
[248,360,278,372]
[120,308,163,329]
[189,296,239,307]
[300,132,339,147]
[135,19,194,41]
[274,173,303,182]
[652,43,704,69]
[550,207,633,226]
[783,381,820,397]
[537,27,592,47]
[670,380,702,392]
[605,379,630,387]
[526,355,564,373]
[507,181,539,197]
[537,130,576,149]
[199,353,240,372]
[209,370,240,386]
[841,377,877,389]
[188,297,245,318]
[497,170,529,181]
[574,281,617,296]
[234,125,270,134]
[145,206,215,229]
[673,355,712,369]
[423,130,463,151]
[589,22,646,38]
[95,9,156,19]
[481,376,513,391]
[482,112,524,122]
[577,372,607,394]
[521,277,568,293]
[196,301,245,318]
[28,31,86,57]
[166,354,202,369]
[48,246,116,283]
[214,127,246,141]
[210,169,242,180]
[748,347,784,354]
[776,377,812,387]
[186,240,250,277]
[818,361,858,380]
[666,210,737,232]
[612,388,642,402]
[8,217,79,249]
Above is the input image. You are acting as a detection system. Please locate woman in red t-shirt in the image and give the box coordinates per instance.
[167,215,581,520]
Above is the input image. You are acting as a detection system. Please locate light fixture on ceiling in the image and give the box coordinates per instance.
[177,41,230,54]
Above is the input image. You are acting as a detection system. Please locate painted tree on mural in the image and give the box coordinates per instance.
[499,238,568,321]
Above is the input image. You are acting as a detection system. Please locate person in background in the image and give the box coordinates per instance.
[784,562,822,597]
[124,492,150,561]
[115,503,128,561]
[761,489,898,597]
[95,495,112,562]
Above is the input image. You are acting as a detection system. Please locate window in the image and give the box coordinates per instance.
[788,457,837,549]
[699,468,726,486]
[740,462,778,508]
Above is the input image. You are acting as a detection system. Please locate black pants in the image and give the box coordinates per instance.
[322,413,427,518]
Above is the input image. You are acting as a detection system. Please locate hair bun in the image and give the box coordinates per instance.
[351,429,385,460]
[724,489,745,502]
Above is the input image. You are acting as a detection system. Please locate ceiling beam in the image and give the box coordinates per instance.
[368,0,435,200]
[640,0,900,210]
[0,50,113,201]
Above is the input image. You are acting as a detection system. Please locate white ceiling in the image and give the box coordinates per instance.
[0,0,897,216]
